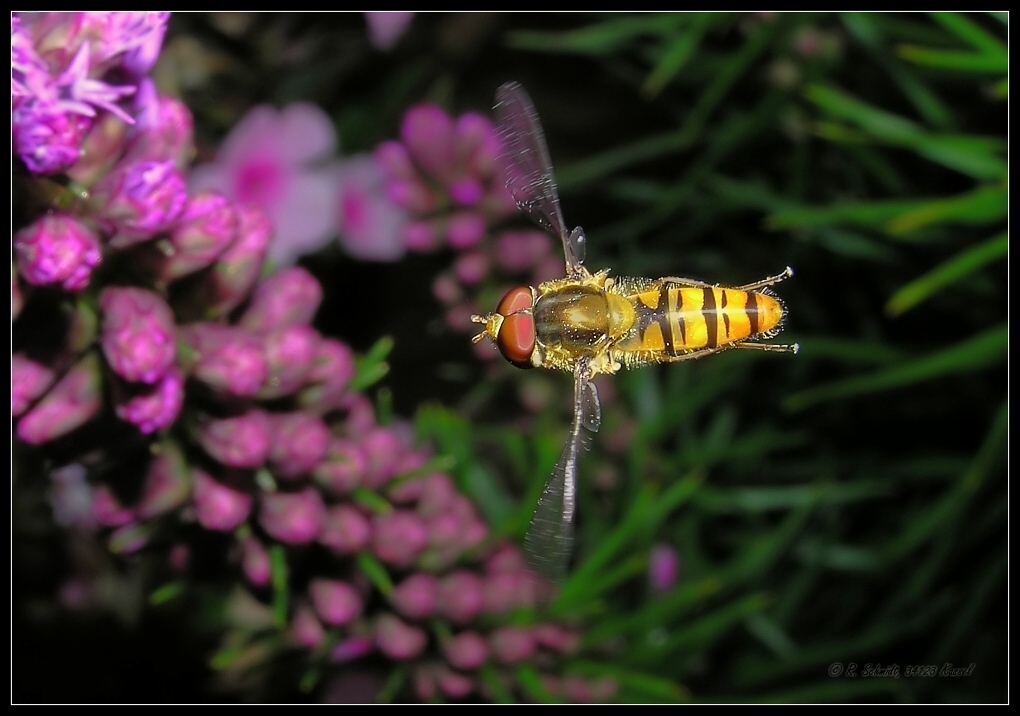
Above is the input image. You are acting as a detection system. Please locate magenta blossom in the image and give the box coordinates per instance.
[99,286,176,384]
[14,213,102,291]
[258,488,326,544]
[113,365,184,434]
[335,154,409,262]
[192,469,252,532]
[189,103,340,267]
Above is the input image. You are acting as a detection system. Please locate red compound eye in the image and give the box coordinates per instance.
[497,312,536,368]
[496,286,533,317]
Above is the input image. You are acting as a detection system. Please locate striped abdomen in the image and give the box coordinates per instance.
[615,282,785,356]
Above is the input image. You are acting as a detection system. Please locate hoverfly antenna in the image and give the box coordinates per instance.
[470,313,500,344]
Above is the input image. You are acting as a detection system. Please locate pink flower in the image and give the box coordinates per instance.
[335,154,409,262]
[310,578,363,626]
[649,543,680,593]
[192,469,252,532]
[190,103,339,266]
[259,488,326,544]
[364,12,414,52]
[14,214,102,291]
[113,366,185,434]
[99,286,177,384]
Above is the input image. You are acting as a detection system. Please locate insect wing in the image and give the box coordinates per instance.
[524,363,601,583]
[494,82,584,275]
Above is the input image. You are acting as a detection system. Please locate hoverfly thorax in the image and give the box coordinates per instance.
[471,285,539,369]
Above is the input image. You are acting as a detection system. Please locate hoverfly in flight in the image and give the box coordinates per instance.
[472,82,798,583]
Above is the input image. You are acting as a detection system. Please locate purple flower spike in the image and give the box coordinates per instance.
[649,543,680,593]
[196,409,273,469]
[261,324,319,399]
[290,603,326,649]
[14,214,102,291]
[330,636,375,664]
[100,286,176,384]
[370,510,428,567]
[136,443,190,519]
[16,352,102,445]
[12,353,57,417]
[375,614,427,660]
[259,488,326,544]
[123,80,194,169]
[401,104,455,181]
[241,536,271,587]
[313,439,367,496]
[152,191,238,282]
[489,626,536,665]
[192,469,252,532]
[361,426,404,489]
[437,571,484,624]
[442,631,488,671]
[183,323,268,397]
[310,579,363,627]
[112,12,171,78]
[93,160,187,248]
[319,504,370,555]
[268,412,331,479]
[446,211,486,250]
[390,573,438,620]
[239,266,323,333]
[113,365,184,434]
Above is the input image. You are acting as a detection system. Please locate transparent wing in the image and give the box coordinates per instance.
[494,82,585,275]
[524,362,601,584]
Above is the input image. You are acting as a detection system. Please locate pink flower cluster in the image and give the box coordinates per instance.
[14,13,609,703]
[374,102,563,359]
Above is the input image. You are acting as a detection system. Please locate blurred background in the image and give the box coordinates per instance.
[14,12,1006,703]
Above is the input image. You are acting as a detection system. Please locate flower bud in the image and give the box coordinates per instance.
[417,473,455,518]
[113,365,184,434]
[93,484,135,528]
[12,353,57,417]
[123,79,193,168]
[290,603,325,649]
[442,631,488,671]
[446,211,486,250]
[182,323,267,397]
[296,339,354,413]
[370,510,428,567]
[390,573,438,620]
[361,426,404,489]
[649,543,680,594]
[310,579,363,627]
[146,191,237,282]
[437,667,474,699]
[260,324,319,399]
[241,536,271,586]
[267,412,331,479]
[176,205,272,320]
[66,112,130,187]
[330,636,375,664]
[100,286,176,384]
[375,614,427,660]
[196,409,273,468]
[313,439,367,495]
[238,266,322,333]
[319,504,370,555]
[16,352,102,445]
[49,463,95,531]
[437,571,483,624]
[136,442,191,519]
[13,101,88,175]
[14,214,102,291]
[93,159,188,247]
[258,488,326,544]
[401,104,454,181]
[192,469,252,532]
[453,250,488,286]
[489,626,536,665]
[374,141,416,181]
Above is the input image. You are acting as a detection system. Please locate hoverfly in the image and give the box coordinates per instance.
[472,82,798,583]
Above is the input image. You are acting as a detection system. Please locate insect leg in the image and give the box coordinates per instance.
[734,341,800,354]
[734,266,794,292]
